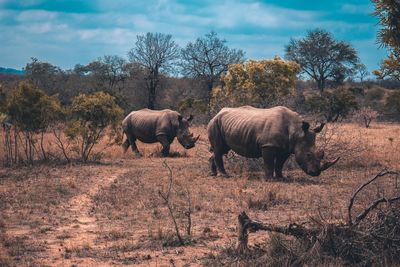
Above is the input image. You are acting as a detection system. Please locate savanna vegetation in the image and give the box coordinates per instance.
[1,1,400,266]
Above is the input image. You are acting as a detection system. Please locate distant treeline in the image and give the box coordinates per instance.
[0,30,399,120]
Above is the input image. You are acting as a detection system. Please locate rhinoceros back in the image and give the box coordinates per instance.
[123,109,178,143]
[208,106,302,158]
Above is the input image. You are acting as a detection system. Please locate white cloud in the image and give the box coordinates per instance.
[341,4,373,14]
[0,0,385,72]
[130,15,156,31]
[208,1,319,29]
[20,22,67,34]
[16,10,58,22]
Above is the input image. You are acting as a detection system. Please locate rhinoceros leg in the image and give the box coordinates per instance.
[157,135,170,157]
[209,155,217,176]
[261,147,276,179]
[274,152,290,179]
[127,134,141,157]
[214,152,229,177]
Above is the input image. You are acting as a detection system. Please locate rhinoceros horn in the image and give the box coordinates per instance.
[320,157,340,171]
[313,123,325,133]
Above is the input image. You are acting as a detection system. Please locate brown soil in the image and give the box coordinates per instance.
[0,123,399,266]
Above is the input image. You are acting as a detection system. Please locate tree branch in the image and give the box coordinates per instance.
[348,170,399,226]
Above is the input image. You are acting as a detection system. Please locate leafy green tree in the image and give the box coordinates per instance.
[285,29,359,91]
[7,81,64,163]
[24,57,63,95]
[65,91,123,162]
[128,32,179,109]
[306,89,358,122]
[372,0,400,81]
[180,31,245,102]
[210,57,300,112]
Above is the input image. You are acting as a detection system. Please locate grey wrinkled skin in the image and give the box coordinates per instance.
[122,109,199,157]
[207,106,339,179]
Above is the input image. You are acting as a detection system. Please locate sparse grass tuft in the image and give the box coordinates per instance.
[247,191,289,211]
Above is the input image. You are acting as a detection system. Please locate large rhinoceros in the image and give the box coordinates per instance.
[122,109,199,157]
[207,106,339,179]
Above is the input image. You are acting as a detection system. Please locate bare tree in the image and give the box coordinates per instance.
[180,31,245,101]
[353,107,378,128]
[128,32,179,109]
[285,29,359,92]
[100,55,128,92]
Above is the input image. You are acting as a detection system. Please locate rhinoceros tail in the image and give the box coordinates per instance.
[121,127,130,153]
[122,139,130,153]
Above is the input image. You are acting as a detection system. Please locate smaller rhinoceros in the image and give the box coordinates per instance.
[122,109,199,157]
[207,106,339,179]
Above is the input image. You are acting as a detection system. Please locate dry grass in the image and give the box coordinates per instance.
[0,123,399,266]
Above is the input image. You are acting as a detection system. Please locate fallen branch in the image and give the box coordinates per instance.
[354,195,400,225]
[348,170,399,226]
[237,211,318,254]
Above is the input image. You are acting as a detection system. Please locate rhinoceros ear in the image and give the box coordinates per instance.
[187,115,193,122]
[302,121,310,132]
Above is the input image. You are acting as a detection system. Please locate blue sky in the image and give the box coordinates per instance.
[0,0,388,73]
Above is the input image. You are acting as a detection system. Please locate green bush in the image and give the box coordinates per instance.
[178,97,208,114]
[365,88,385,102]
[306,89,358,122]
[65,91,123,162]
[7,81,63,132]
[6,81,64,163]
[210,58,300,112]
[385,90,400,115]
[348,87,365,96]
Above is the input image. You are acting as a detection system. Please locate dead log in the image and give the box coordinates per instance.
[236,170,400,264]
[237,211,319,254]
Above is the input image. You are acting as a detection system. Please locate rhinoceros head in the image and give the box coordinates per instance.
[176,115,199,149]
[294,121,339,176]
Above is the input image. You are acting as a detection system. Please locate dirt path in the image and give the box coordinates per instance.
[38,166,129,266]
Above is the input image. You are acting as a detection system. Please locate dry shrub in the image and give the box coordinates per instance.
[225,205,400,267]
[149,146,188,158]
[64,243,93,259]
[352,107,379,128]
[317,123,372,168]
[153,161,194,246]
[203,233,342,267]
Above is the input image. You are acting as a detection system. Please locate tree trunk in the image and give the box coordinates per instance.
[14,129,18,164]
[40,131,47,161]
[317,79,325,92]
[148,86,156,110]
[147,77,157,110]
[206,79,215,118]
